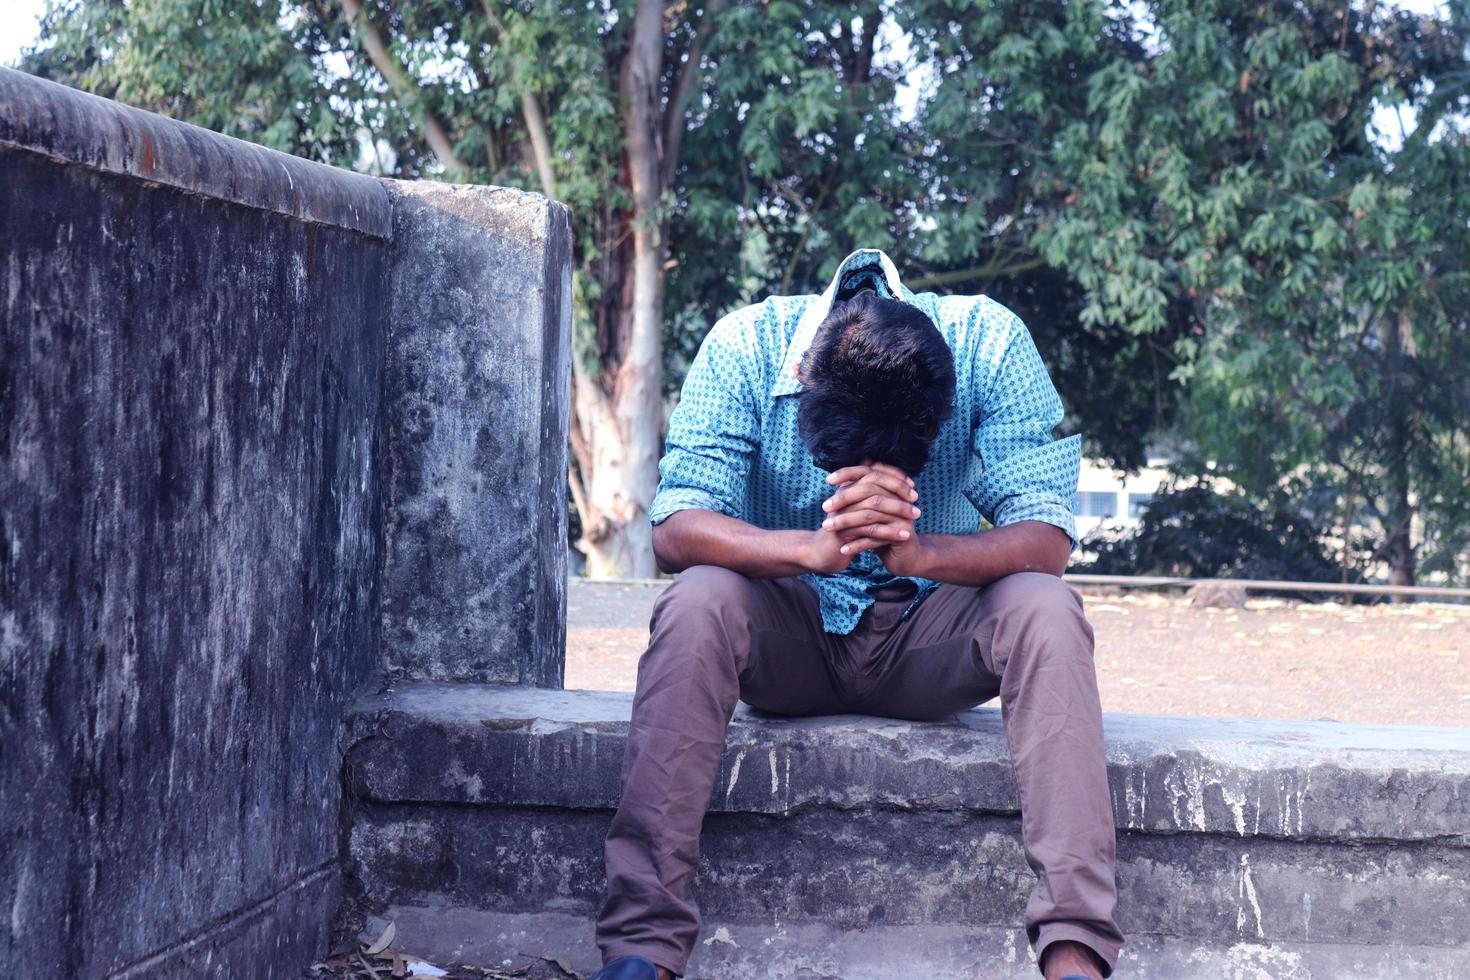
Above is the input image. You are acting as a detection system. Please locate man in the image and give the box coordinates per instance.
[590,248,1123,980]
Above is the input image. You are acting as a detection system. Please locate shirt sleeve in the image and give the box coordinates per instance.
[963,311,1082,548]
[648,310,762,526]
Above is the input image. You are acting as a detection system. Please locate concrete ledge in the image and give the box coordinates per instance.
[365,906,1470,980]
[0,67,391,237]
[345,684,1470,954]
[347,683,1470,841]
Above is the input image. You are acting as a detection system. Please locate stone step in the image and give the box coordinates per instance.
[343,683,1470,971]
[361,905,1470,980]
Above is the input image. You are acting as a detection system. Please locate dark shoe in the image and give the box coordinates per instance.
[590,954,664,980]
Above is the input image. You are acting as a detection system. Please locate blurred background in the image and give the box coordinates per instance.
[7,0,1468,590]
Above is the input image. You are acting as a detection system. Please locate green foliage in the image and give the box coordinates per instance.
[1078,481,1352,583]
[906,0,1470,581]
[26,0,361,164]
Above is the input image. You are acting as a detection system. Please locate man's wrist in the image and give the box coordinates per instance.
[796,529,821,574]
[907,532,979,582]
[905,535,937,579]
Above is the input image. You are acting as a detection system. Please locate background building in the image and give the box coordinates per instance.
[1072,457,1171,539]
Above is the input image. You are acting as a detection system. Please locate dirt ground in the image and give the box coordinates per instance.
[566,580,1470,728]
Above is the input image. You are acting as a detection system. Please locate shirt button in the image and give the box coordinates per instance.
[848,603,858,612]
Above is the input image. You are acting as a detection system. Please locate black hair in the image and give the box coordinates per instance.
[796,291,956,475]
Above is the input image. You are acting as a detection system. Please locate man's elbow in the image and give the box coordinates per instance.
[651,520,686,575]
[1035,523,1073,577]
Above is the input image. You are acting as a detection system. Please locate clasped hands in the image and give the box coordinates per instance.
[805,459,927,577]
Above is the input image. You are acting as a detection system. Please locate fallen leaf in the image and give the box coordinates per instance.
[541,955,581,978]
[363,921,397,957]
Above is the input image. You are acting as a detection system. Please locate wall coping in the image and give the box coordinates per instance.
[0,67,391,238]
[347,682,1470,845]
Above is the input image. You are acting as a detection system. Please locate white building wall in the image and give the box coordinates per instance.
[1073,457,1172,540]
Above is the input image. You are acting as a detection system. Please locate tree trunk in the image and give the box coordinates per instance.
[569,0,667,578]
[1381,312,1416,593]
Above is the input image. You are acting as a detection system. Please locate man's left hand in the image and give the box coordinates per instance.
[821,461,929,577]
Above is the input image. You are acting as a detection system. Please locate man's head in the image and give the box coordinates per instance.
[796,291,956,476]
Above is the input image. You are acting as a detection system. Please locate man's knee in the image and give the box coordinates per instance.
[981,572,1093,663]
[654,564,756,624]
[645,565,757,670]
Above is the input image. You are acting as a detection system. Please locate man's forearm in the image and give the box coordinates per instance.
[911,520,1072,586]
[652,509,821,577]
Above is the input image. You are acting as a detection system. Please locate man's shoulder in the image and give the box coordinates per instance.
[930,292,1026,337]
[707,295,809,344]
[922,292,1030,372]
[700,294,812,374]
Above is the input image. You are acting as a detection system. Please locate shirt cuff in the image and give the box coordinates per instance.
[990,493,1080,551]
[648,487,739,526]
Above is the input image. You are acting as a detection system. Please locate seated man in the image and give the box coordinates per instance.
[591,248,1123,980]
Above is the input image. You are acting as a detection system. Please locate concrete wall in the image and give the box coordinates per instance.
[0,66,570,978]
[381,183,570,687]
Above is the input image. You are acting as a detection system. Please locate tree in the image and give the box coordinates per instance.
[903,0,1470,584]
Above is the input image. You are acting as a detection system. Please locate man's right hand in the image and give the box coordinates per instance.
[803,525,860,575]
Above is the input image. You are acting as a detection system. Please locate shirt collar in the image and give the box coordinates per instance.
[772,247,919,397]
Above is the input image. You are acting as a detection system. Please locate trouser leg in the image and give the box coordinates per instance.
[860,573,1124,977]
[595,566,842,975]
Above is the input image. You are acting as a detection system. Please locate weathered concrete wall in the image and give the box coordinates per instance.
[0,67,393,978]
[0,66,572,979]
[380,183,570,687]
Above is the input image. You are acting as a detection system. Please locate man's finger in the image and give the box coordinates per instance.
[825,466,917,499]
[825,481,914,512]
[837,522,911,544]
[867,460,915,486]
[822,480,917,513]
[838,535,898,555]
[826,464,873,486]
[828,512,910,537]
[822,500,919,530]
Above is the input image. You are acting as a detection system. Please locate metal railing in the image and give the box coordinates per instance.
[577,573,1470,601]
[1063,574,1470,600]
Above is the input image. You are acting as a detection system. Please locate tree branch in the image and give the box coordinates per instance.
[661,0,721,189]
[480,1,557,197]
[521,90,558,197]
[778,168,837,295]
[908,256,1048,290]
[853,8,880,84]
[336,0,466,174]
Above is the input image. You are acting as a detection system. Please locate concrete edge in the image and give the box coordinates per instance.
[363,905,1470,980]
[345,683,1470,844]
[0,67,392,238]
[374,178,571,686]
[533,197,573,689]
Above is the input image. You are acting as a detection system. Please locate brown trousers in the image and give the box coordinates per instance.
[595,567,1124,977]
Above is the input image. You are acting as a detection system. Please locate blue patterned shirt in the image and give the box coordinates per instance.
[650,247,1081,634]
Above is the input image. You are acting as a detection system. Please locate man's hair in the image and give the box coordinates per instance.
[796,291,956,475]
